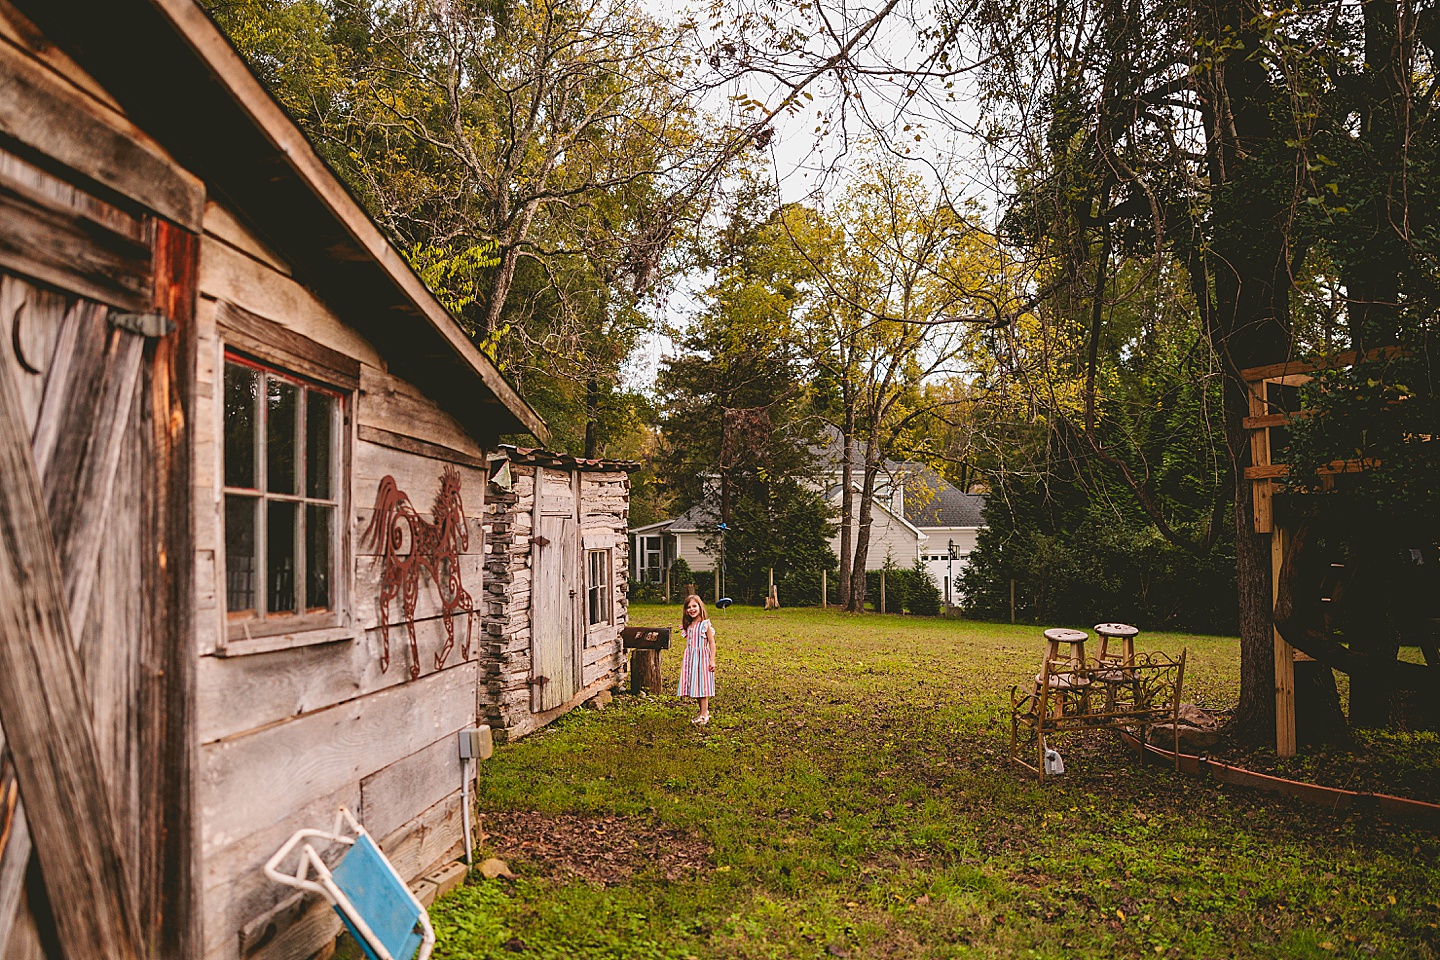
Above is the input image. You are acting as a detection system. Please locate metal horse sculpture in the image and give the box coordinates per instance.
[364,466,475,679]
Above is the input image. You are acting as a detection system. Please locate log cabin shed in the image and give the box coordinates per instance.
[480,446,637,740]
[0,1,632,958]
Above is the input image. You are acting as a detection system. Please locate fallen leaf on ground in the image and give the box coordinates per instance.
[481,810,711,887]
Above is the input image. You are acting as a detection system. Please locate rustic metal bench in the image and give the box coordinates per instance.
[1010,630,1186,780]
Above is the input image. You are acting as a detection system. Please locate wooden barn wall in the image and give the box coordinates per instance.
[0,7,203,956]
[194,203,487,960]
[480,464,630,741]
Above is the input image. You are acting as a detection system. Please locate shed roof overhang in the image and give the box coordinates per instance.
[13,0,548,446]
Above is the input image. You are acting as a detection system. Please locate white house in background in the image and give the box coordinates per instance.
[630,429,985,598]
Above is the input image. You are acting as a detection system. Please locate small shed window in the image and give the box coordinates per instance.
[223,354,343,626]
[587,549,611,626]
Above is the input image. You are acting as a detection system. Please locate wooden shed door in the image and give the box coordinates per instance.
[532,469,581,712]
[0,148,197,958]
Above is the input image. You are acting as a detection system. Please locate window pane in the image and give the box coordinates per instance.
[306,391,335,499]
[223,363,258,489]
[306,504,334,611]
[224,495,257,614]
[267,377,298,494]
[267,500,298,614]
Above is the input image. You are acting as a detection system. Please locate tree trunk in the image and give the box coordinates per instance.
[837,411,855,610]
[584,377,600,459]
[848,456,881,612]
[1188,0,1302,737]
[1226,375,1277,730]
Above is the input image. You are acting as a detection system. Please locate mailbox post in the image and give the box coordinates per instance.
[622,626,672,695]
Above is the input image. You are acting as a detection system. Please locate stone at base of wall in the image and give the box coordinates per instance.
[584,689,614,711]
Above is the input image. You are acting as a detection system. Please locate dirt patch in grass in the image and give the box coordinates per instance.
[479,810,713,886]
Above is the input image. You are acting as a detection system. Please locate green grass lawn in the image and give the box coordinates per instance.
[433,605,1440,959]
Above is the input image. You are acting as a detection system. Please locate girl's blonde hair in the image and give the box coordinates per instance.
[681,594,708,628]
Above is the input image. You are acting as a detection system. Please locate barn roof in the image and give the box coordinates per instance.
[497,445,641,473]
[13,0,547,445]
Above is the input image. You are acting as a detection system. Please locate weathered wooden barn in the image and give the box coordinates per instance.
[480,447,636,741]
[0,2,631,958]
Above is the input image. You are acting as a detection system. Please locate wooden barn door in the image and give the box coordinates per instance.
[532,468,581,712]
[0,146,197,959]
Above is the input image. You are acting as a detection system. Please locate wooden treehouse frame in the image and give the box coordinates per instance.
[1242,347,1402,758]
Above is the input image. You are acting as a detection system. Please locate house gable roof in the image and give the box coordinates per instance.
[896,464,986,528]
[15,0,547,445]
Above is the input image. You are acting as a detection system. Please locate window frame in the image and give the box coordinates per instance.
[214,305,358,656]
[586,547,612,627]
[640,534,664,582]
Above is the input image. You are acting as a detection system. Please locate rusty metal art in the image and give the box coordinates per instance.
[364,466,475,679]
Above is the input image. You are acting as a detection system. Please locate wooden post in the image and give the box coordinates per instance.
[630,650,663,694]
[0,353,143,960]
[1010,579,1016,623]
[714,567,720,600]
[880,569,887,614]
[664,566,670,603]
[821,569,827,608]
[1273,525,1297,757]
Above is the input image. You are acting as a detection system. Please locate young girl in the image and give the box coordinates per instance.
[677,594,716,724]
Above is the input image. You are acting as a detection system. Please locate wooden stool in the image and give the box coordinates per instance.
[1042,627,1088,670]
[1094,622,1139,667]
[1093,622,1140,710]
[1036,628,1090,716]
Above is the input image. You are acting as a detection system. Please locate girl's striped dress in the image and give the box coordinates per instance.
[677,618,715,698]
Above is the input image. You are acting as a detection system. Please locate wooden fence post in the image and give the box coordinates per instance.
[1010,579,1016,623]
[880,570,887,614]
[664,566,670,603]
[714,567,720,600]
[0,356,142,960]
[821,569,827,609]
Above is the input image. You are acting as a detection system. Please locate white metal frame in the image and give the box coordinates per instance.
[263,807,435,960]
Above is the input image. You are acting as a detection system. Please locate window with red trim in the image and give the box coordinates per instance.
[223,353,343,626]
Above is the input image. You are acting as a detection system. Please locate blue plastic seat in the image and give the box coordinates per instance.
[265,807,435,960]
[331,833,427,960]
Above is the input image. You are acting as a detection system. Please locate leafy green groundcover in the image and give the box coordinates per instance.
[433,605,1440,959]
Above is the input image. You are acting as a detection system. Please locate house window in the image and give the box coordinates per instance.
[587,549,611,626]
[223,354,342,628]
[642,535,663,582]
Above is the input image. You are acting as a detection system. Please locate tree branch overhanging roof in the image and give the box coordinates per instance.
[13,0,548,445]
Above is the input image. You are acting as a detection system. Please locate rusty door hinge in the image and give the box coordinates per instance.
[110,311,176,338]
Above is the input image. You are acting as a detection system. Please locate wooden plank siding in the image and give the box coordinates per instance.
[193,202,495,959]
[0,183,199,959]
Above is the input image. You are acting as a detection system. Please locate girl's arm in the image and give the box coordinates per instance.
[706,622,716,670]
